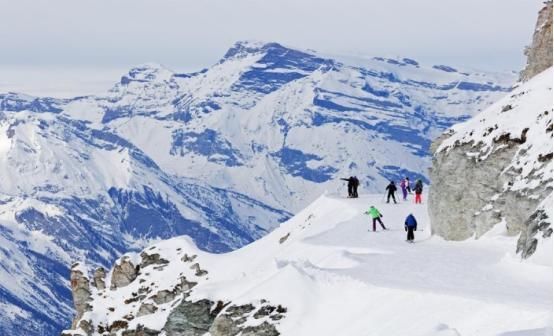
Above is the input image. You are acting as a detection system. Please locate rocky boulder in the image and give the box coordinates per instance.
[111,257,139,289]
[69,263,93,329]
[429,68,552,257]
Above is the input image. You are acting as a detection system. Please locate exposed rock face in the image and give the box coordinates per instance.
[517,194,553,258]
[429,68,553,257]
[521,2,553,81]
[429,3,553,258]
[429,141,541,240]
[62,241,287,335]
[140,251,169,268]
[92,267,106,290]
[111,257,139,289]
[69,263,93,329]
[164,299,219,336]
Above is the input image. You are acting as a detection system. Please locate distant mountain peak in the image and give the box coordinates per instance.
[221,40,314,61]
[119,63,174,85]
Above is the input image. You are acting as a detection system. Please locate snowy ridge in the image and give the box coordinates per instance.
[64,194,552,336]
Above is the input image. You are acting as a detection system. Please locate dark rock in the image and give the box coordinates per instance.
[111,257,139,289]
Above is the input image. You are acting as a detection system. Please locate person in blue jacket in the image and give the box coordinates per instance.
[404,213,418,243]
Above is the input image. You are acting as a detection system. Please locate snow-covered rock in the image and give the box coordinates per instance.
[62,194,552,336]
[429,68,552,253]
[429,3,553,257]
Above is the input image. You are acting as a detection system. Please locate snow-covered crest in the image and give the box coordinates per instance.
[64,194,552,336]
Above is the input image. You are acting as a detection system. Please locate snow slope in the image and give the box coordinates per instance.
[64,194,552,336]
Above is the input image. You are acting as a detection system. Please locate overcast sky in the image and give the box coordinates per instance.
[0,0,544,97]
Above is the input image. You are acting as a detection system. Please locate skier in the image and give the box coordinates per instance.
[405,213,418,243]
[385,181,397,204]
[340,177,354,198]
[406,177,412,194]
[365,206,387,231]
[352,176,360,198]
[414,179,423,204]
[400,178,408,201]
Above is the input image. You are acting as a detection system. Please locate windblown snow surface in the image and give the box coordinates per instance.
[67,194,553,336]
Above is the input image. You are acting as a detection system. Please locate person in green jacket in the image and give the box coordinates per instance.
[365,206,387,231]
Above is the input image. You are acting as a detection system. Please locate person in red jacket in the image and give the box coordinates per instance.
[414,179,423,204]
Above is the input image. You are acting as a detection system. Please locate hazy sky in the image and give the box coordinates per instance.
[0,0,544,97]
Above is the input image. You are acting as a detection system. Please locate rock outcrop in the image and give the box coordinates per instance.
[92,267,106,290]
[517,194,553,258]
[62,240,287,335]
[111,257,139,289]
[69,263,93,329]
[429,4,553,258]
[521,2,553,81]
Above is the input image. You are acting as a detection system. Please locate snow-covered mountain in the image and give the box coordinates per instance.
[2,41,515,213]
[62,194,552,336]
[0,109,290,335]
[0,42,515,335]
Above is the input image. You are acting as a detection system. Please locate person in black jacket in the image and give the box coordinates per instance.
[385,181,397,204]
[340,177,354,198]
[352,176,360,198]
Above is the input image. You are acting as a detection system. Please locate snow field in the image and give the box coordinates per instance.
[82,193,552,336]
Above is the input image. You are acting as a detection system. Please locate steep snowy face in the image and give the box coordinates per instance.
[55,41,515,212]
[0,110,289,336]
[62,194,552,336]
[429,67,553,255]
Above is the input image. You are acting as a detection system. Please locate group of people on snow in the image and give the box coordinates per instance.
[341,176,360,198]
[385,178,423,204]
[342,176,424,243]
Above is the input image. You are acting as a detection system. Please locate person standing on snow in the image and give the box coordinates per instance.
[365,206,387,231]
[352,176,360,198]
[385,181,397,204]
[400,178,408,201]
[340,177,354,198]
[405,213,417,243]
[414,179,423,204]
[406,177,412,194]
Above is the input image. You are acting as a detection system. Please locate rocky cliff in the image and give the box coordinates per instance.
[61,238,286,336]
[429,4,553,257]
[521,1,553,81]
